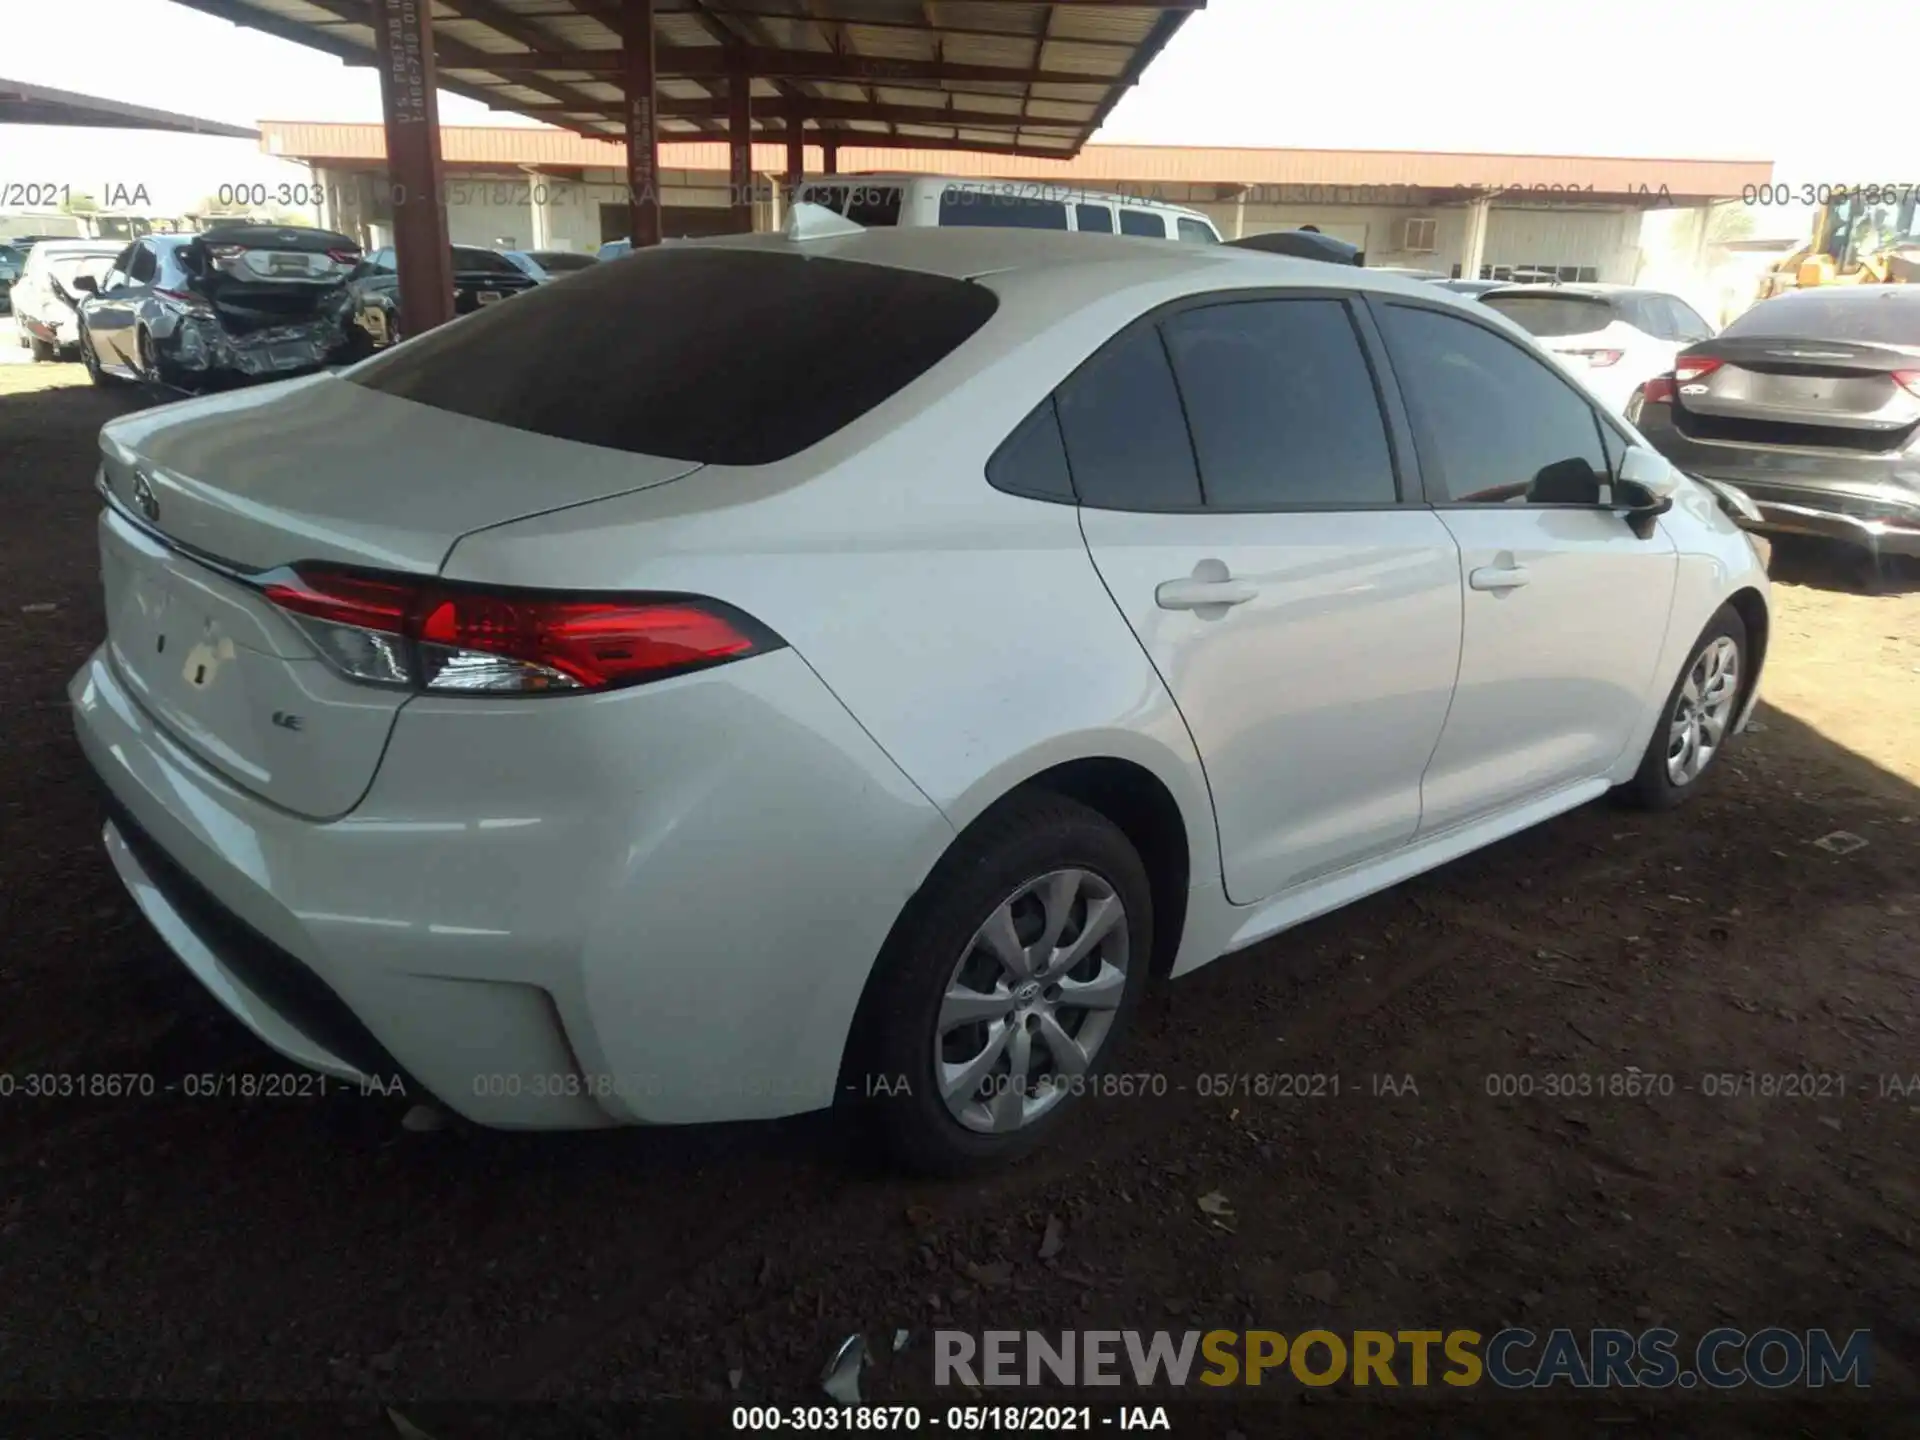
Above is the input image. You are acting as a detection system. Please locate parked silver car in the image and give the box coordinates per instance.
[73,224,363,391]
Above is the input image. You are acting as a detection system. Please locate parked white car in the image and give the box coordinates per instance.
[72,225,1769,1173]
[1477,283,1717,415]
[12,239,122,360]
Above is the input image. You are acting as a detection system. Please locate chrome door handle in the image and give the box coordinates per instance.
[1468,565,1529,592]
[1155,578,1259,610]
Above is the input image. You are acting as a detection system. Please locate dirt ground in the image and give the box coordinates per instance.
[1,363,1916,1433]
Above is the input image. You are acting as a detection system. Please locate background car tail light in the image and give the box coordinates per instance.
[1674,357,1723,382]
[1566,348,1624,368]
[260,565,779,694]
[1895,369,1920,398]
[1640,375,1677,405]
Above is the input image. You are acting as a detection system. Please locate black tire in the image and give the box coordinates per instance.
[136,328,184,393]
[78,323,119,387]
[28,334,54,362]
[849,790,1154,1177]
[1618,604,1749,811]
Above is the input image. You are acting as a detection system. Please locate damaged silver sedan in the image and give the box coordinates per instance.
[71,224,363,392]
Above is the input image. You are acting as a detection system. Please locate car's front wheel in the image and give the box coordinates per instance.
[851,791,1153,1176]
[1620,604,1749,809]
[78,323,119,387]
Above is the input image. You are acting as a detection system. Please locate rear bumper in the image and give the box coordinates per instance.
[1638,405,1920,557]
[70,642,953,1129]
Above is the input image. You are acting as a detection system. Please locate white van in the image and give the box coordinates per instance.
[794,175,1224,244]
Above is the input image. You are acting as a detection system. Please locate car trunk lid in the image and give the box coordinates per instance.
[1671,336,1920,452]
[96,376,702,816]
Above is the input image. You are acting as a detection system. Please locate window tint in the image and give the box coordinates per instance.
[1177,217,1219,244]
[1380,304,1610,505]
[1075,203,1115,234]
[1055,324,1202,511]
[350,248,998,466]
[1161,300,1396,508]
[986,397,1076,503]
[938,190,1068,230]
[1119,209,1166,238]
[1721,290,1920,346]
[799,185,849,214]
[127,245,157,285]
[1478,294,1614,338]
[1620,295,1675,339]
[845,185,903,227]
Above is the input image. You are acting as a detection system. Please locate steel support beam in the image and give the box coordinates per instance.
[623,0,661,248]
[823,138,839,176]
[448,46,1113,88]
[729,64,753,233]
[372,0,455,339]
[785,101,805,201]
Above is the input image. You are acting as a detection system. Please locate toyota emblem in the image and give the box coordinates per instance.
[131,469,160,523]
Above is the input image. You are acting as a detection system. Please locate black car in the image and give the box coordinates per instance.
[1228,229,1362,265]
[1631,287,1920,574]
[347,244,541,351]
[71,224,363,391]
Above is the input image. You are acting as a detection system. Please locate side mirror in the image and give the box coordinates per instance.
[1615,444,1678,539]
[69,274,99,296]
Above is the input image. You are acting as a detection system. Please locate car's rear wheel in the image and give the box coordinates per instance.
[28,333,54,362]
[1620,605,1748,810]
[851,791,1153,1176]
[137,328,183,392]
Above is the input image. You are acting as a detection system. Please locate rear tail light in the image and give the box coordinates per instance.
[1895,369,1920,398]
[1674,356,1723,383]
[207,244,246,261]
[1640,375,1676,405]
[260,565,780,695]
[326,248,361,265]
[156,287,214,314]
[1566,348,1624,368]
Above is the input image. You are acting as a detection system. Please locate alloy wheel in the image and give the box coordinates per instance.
[1667,635,1740,786]
[934,867,1130,1135]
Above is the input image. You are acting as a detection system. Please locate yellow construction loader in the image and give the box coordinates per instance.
[1758,189,1920,299]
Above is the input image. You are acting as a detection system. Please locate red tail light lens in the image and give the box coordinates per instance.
[326,248,361,265]
[1566,348,1624,368]
[1674,357,1723,383]
[1640,375,1676,405]
[1895,369,1920,398]
[260,565,779,695]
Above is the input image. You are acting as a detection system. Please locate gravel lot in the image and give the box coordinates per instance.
[2,363,1916,1434]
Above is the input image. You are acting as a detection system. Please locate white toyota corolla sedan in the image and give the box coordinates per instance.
[71,217,1770,1173]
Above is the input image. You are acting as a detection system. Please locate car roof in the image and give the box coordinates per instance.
[688,225,1492,312]
[1481,282,1652,299]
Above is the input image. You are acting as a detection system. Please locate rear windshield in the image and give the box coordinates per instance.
[49,253,117,285]
[452,247,523,274]
[1719,291,1920,347]
[348,247,999,465]
[1478,294,1616,337]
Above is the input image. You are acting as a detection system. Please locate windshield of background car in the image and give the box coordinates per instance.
[47,252,118,289]
[1718,291,1920,347]
[349,246,1001,465]
[451,247,525,275]
[1478,294,1616,337]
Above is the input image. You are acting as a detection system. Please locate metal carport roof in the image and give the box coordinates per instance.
[0,77,259,137]
[162,0,1201,158]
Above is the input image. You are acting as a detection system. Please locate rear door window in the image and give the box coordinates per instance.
[938,189,1068,230]
[1177,217,1219,244]
[127,244,157,286]
[452,247,523,274]
[1479,293,1616,338]
[1119,209,1167,238]
[1161,299,1397,508]
[348,247,999,466]
[987,397,1076,503]
[1075,203,1116,234]
[1054,324,1202,510]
